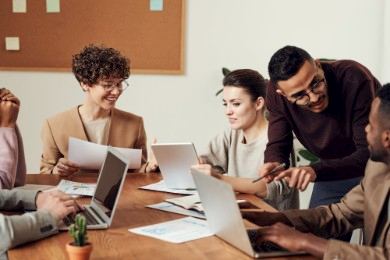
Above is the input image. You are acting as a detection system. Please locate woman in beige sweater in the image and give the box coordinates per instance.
[193,69,298,210]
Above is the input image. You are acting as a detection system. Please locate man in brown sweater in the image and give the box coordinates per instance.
[259,46,381,211]
[243,83,390,259]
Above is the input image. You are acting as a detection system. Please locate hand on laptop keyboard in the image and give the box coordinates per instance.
[247,223,315,255]
[36,190,81,222]
[63,209,99,226]
[247,228,286,253]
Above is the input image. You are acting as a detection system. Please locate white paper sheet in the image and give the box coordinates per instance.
[139,180,197,195]
[147,202,206,219]
[46,0,60,13]
[56,179,96,196]
[5,37,20,51]
[165,194,202,211]
[68,137,142,170]
[12,0,26,13]
[129,217,212,243]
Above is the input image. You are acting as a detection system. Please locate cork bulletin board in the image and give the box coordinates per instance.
[0,0,185,74]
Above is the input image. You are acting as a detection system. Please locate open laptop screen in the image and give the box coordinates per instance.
[94,150,127,217]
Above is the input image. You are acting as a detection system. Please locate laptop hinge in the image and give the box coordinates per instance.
[88,205,106,224]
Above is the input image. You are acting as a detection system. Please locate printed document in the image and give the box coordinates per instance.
[68,137,141,169]
[129,217,212,243]
[56,179,96,196]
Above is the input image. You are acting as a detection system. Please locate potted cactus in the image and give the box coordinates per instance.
[65,214,92,260]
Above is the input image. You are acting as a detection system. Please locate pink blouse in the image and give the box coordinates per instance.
[0,127,26,189]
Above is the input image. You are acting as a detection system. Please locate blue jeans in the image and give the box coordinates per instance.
[309,177,362,241]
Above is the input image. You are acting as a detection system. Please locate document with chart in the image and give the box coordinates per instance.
[129,217,212,243]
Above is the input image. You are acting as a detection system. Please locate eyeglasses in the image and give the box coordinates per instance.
[99,80,130,92]
[291,78,326,106]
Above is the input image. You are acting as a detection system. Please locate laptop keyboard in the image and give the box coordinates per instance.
[247,229,286,253]
[63,209,99,226]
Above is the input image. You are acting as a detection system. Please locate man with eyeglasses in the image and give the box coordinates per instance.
[243,83,390,260]
[258,46,380,219]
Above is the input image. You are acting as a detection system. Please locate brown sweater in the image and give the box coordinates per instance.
[264,60,381,181]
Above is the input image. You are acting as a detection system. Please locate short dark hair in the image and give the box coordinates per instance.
[268,45,313,85]
[223,69,266,101]
[377,83,390,128]
[72,44,130,85]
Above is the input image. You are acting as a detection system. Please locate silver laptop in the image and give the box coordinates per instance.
[61,147,129,230]
[191,168,306,258]
[151,142,199,189]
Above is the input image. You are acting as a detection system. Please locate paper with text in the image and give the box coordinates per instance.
[129,217,212,243]
[68,137,141,169]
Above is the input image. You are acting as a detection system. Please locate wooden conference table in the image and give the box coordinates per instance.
[8,172,314,260]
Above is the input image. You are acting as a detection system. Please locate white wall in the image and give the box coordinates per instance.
[0,0,388,207]
[382,0,390,82]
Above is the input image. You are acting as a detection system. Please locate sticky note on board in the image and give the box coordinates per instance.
[46,0,61,13]
[12,0,27,13]
[150,0,163,11]
[5,37,20,51]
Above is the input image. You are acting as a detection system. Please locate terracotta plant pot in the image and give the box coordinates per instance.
[66,242,92,260]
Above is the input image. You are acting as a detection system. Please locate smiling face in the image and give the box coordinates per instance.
[223,86,263,131]
[276,60,329,113]
[82,78,123,110]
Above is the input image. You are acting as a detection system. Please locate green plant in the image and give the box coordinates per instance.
[69,214,88,246]
[297,149,319,164]
[215,67,231,96]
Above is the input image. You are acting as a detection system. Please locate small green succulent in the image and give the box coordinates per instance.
[69,214,88,246]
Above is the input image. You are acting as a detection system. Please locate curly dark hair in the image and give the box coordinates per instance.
[268,45,313,85]
[223,69,266,101]
[72,44,130,85]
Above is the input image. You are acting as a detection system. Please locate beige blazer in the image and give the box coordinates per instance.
[284,160,390,259]
[40,106,147,174]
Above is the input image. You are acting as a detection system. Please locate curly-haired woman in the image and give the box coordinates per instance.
[40,45,147,176]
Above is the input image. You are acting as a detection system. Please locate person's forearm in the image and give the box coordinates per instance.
[300,233,327,258]
[312,148,369,181]
[242,210,293,227]
[1,211,58,252]
[220,175,267,197]
[0,189,38,210]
